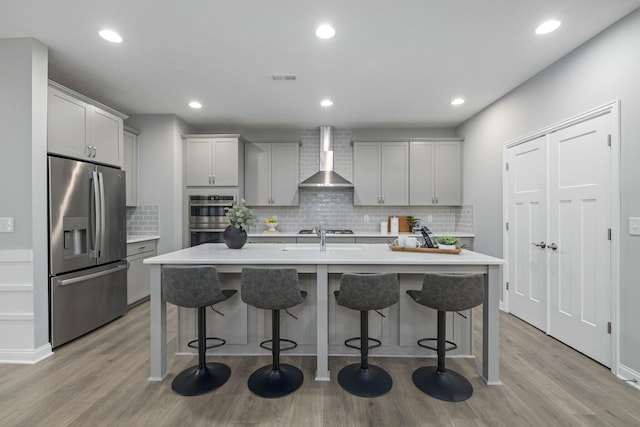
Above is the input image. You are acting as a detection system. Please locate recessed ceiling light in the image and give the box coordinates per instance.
[98,29,123,43]
[535,20,561,35]
[316,24,335,39]
[320,99,333,107]
[189,101,202,109]
[451,98,465,106]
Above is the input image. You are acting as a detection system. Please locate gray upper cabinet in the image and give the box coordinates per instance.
[409,140,461,206]
[185,135,243,187]
[245,142,299,206]
[353,141,409,206]
[48,83,124,167]
[123,128,138,207]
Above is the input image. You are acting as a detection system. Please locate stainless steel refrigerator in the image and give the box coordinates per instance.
[48,155,127,348]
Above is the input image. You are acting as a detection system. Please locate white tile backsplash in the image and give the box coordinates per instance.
[126,205,159,236]
[249,129,473,234]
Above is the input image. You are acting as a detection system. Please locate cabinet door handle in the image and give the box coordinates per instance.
[86,145,91,157]
[531,241,546,248]
[547,243,558,250]
[93,146,97,157]
[211,175,215,184]
[431,195,435,204]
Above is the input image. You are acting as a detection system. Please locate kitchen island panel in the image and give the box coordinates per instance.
[146,243,503,384]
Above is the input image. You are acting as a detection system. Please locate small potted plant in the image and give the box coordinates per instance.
[436,235,459,250]
[264,217,279,232]
[223,199,258,249]
[406,215,421,233]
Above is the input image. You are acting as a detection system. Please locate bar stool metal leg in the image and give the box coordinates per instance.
[247,309,304,398]
[412,310,473,402]
[337,310,393,398]
[171,306,231,396]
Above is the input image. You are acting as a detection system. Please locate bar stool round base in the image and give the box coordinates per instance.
[412,366,473,402]
[248,364,304,398]
[171,363,231,396]
[337,363,393,397]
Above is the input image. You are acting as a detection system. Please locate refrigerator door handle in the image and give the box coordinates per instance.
[98,171,106,258]
[58,262,127,286]
[90,171,101,259]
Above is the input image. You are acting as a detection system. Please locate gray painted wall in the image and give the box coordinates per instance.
[0,38,49,347]
[457,10,640,374]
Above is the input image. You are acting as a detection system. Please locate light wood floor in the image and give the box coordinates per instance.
[1,302,639,427]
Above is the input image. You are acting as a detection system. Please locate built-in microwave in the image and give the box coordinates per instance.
[189,195,235,246]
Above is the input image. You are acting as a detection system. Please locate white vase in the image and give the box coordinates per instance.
[438,244,456,250]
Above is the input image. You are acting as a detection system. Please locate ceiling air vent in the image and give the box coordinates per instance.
[271,74,297,81]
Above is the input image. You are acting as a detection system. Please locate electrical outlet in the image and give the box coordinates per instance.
[0,217,14,233]
[364,215,369,223]
[630,217,640,235]
[427,215,433,223]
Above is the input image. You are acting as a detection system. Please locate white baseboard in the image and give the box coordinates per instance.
[0,344,53,364]
[617,363,640,391]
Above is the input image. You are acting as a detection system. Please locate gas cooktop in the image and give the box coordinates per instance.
[298,229,354,235]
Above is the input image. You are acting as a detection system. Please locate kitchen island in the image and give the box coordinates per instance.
[145,243,504,385]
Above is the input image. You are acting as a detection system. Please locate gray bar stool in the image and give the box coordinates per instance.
[241,267,307,398]
[162,266,237,396]
[334,272,399,397]
[407,273,484,402]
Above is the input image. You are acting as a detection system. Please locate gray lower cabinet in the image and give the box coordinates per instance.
[126,239,158,306]
[355,237,394,244]
[296,236,356,244]
[246,236,297,244]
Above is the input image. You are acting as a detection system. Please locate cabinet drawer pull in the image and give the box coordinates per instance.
[138,246,146,251]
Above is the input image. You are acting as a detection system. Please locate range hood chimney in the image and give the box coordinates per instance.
[298,126,353,188]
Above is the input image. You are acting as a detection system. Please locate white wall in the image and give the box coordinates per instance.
[125,115,193,255]
[0,38,51,362]
[457,10,640,378]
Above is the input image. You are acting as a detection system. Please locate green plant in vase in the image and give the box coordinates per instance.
[436,235,459,250]
[406,215,421,233]
[223,199,257,249]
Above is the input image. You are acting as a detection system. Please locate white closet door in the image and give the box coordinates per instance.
[548,113,612,367]
[507,135,548,331]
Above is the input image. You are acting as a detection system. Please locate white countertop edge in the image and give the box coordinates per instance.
[247,231,475,238]
[127,235,160,244]
[144,243,503,266]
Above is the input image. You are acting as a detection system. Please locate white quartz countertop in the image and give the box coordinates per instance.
[247,231,475,238]
[144,243,503,266]
[127,235,160,244]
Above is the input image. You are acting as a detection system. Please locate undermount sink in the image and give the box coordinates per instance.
[281,245,363,252]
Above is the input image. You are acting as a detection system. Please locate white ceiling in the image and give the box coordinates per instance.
[1,0,638,130]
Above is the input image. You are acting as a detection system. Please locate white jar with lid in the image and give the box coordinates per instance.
[390,216,399,235]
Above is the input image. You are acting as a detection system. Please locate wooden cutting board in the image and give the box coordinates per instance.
[388,244,462,254]
[388,216,411,232]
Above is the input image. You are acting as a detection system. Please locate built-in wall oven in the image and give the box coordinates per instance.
[189,195,235,246]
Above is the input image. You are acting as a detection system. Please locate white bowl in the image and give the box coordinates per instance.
[265,222,278,231]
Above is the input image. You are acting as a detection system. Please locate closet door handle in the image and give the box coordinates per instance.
[548,243,558,251]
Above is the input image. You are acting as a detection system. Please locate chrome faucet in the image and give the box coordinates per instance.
[313,225,327,251]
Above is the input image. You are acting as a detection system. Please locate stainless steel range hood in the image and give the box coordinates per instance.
[299,126,353,188]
